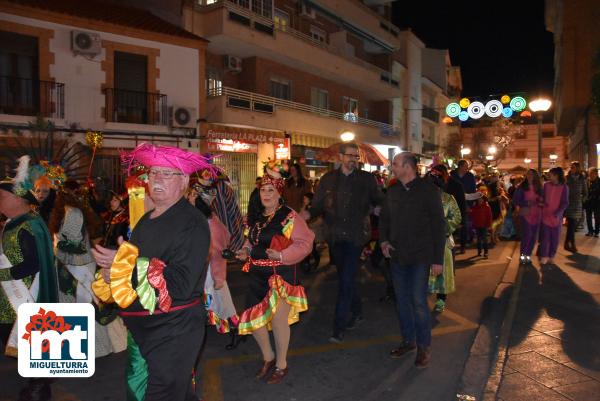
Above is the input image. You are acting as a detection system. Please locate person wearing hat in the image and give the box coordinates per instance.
[235,161,314,384]
[0,156,58,401]
[92,143,213,401]
[101,191,129,249]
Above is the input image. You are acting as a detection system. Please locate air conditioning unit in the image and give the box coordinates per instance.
[71,30,101,56]
[299,3,316,19]
[224,55,242,73]
[171,106,197,128]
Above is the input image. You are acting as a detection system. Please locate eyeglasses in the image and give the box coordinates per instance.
[343,154,360,159]
[148,169,184,179]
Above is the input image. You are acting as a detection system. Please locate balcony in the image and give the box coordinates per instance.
[0,76,64,119]
[207,86,398,144]
[422,105,440,123]
[191,1,399,98]
[422,140,439,153]
[103,88,168,125]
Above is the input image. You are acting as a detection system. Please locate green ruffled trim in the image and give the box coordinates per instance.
[135,257,156,314]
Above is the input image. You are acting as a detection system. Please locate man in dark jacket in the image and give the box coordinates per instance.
[380,153,446,368]
[451,159,477,253]
[585,167,600,237]
[303,142,384,343]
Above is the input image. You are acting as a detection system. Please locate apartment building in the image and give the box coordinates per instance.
[182,0,461,207]
[0,0,207,190]
[545,0,600,168]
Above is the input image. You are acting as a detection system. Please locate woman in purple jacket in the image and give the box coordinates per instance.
[513,169,544,264]
[539,167,570,265]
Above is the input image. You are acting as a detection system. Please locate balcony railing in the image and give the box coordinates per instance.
[197,0,395,85]
[0,76,64,118]
[422,105,440,122]
[104,88,168,125]
[208,86,394,131]
[422,140,439,153]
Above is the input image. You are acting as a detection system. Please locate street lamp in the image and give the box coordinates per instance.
[460,146,471,158]
[485,154,494,161]
[529,97,552,172]
[549,153,558,166]
[488,145,497,155]
[524,158,532,166]
[340,131,355,142]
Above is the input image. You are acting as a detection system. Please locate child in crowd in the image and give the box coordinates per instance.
[470,192,493,258]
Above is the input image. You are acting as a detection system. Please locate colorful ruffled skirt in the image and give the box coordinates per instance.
[238,265,308,335]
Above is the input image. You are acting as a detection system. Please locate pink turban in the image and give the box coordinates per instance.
[121,143,218,176]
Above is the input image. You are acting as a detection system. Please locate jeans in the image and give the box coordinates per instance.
[390,263,431,347]
[476,227,488,253]
[586,206,600,234]
[331,241,363,334]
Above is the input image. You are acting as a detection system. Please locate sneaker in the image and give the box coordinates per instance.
[328,332,344,344]
[526,256,532,264]
[434,299,445,313]
[346,316,364,330]
[519,255,526,264]
[390,342,417,358]
[414,346,431,368]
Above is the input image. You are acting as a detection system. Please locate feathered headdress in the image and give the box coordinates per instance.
[260,159,285,194]
[0,155,39,204]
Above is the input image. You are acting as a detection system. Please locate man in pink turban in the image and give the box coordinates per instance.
[92,143,215,401]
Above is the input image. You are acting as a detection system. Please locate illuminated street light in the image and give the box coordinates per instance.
[340,131,355,142]
[460,146,471,157]
[485,154,494,161]
[488,145,497,155]
[529,97,552,172]
[524,158,532,165]
[549,153,558,166]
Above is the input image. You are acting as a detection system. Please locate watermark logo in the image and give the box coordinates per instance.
[18,303,95,377]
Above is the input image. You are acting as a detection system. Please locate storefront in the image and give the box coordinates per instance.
[201,123,286,214]
[290,132,337,180]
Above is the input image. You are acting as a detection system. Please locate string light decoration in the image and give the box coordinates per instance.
[446,94,529,121]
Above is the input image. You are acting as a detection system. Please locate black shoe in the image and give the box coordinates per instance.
[390,342,417,358]
[586,232,593,236]
[346,316,364,331]
[328,332,344,344]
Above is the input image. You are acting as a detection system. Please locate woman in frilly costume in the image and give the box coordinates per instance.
[235,161,314,384]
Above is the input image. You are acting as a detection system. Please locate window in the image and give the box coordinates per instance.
[310,26,326,43]
[515,149,527,159]
[206,68,222,96]
[542,130,554,138]
[515,129,527,139]
[252,0,273,18]
[310,87,328,110]
[274,9,289,32]
[343,96,358,121]
[270,77,291,100]
[113,51,149,124]
[0,31,39,115]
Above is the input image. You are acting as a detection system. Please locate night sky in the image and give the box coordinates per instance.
[392,0,555,99]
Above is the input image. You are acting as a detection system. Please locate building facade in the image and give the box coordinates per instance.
[0,0,207,190]
[458,122,568,173]
[545,0,600,168]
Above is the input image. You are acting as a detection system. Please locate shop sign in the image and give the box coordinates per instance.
[275,139,290,160]
[207,129,284,144]
[207,138,258,153]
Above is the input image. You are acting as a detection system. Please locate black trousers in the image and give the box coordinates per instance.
[586,206,600,234]
[140,327,205,401]
[566,217,578,243]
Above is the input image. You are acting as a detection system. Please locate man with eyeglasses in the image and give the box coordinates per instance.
[92,143,214,401]
[302,142,384,343]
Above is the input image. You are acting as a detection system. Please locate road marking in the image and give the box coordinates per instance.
[201,308,478,401]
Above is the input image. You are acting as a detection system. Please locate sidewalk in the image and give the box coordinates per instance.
[495,232,600,401]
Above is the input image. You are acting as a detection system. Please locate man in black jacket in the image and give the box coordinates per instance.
[303,142,384,343]
[380,153,446,368]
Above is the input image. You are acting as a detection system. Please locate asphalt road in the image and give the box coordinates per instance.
[0,240,517,401]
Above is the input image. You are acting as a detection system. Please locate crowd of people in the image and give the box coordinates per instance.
[0,141,599,401]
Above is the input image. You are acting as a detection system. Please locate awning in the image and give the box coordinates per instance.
[290,132,339,148]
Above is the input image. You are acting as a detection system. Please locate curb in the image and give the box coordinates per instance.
[456,241,523,401]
